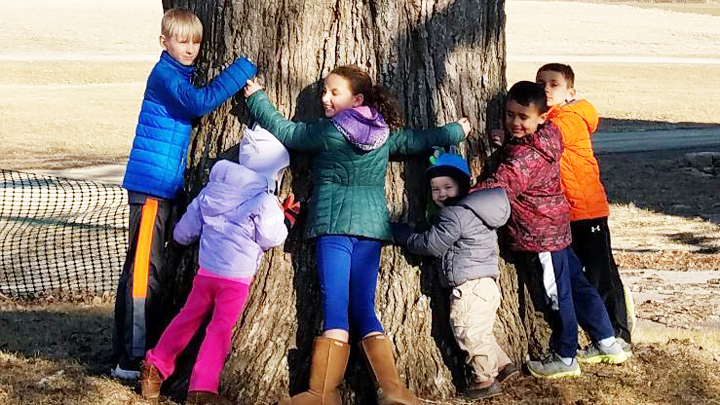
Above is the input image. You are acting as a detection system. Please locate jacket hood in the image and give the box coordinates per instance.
[238,124,290,192]
[551,99,599,134]
[460,187,511,229]
[198,160,270,218]
[331,106,390,151]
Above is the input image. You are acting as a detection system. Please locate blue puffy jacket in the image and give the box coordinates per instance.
[122,51,257,199]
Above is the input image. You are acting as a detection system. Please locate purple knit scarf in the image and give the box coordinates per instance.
[331,107,390,151]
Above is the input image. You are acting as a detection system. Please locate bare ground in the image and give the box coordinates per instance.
[1,297,720,405]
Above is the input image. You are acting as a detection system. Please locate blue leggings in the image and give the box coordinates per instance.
[316,235,384,337]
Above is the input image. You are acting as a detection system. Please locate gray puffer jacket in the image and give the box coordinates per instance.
[393,187,510,288]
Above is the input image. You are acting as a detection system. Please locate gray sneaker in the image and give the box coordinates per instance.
[616,337,633,358]
[578,341,628,364]
[527,353,581,379]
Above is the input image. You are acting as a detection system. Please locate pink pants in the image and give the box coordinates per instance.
[145,273,251,393]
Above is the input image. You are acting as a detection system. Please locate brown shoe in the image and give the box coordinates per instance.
[186,391,232,405]
[276,337,349,405]
[497,362,520,384]
[139,361,162,401]
[360,334,418,405]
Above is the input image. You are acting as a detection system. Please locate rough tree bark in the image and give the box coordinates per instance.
[159,0,549,403]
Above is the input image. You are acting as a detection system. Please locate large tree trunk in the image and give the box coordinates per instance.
[160,0,548,402]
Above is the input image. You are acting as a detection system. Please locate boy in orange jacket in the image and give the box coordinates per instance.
[535,63,632,355]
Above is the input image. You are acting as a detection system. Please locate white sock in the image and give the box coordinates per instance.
[599,337,617,348]
[560,356,574,366]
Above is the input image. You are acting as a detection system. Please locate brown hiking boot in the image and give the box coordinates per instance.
[139,361,162,401]
[465,379,502,399]
[276,337,350,405]
[186,391,233,405]
[497,362,520,383]
[360,334,418,405]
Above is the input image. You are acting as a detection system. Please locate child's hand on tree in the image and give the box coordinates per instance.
[244,79,263,98]
[490,129,505,148]
[456,117,471,138]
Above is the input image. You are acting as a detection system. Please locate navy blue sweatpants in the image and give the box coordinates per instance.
[316,235,384,337]
[515,247,615,358]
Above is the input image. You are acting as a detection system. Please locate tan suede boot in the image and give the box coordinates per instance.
[277,337,349,405]
[186,391,232,405]
[139,361,162,402]
[360,335,418,405]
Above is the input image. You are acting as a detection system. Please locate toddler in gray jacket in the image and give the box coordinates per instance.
[392,151,518,399]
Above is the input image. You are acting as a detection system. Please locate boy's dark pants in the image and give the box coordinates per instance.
[113,193,173,369]
[514,247,615,359]
[571,217,631,342]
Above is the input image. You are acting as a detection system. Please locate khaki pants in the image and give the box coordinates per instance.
[450,277,512,382]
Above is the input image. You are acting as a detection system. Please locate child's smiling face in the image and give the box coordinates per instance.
[504,99,547,138]
[430,176,460,207]
[161,34,201,66]
[321,73,364,118]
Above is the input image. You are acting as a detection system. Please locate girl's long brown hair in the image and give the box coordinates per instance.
[330,65,404,131]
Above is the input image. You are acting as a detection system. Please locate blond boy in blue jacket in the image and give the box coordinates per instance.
[112,8,256,379]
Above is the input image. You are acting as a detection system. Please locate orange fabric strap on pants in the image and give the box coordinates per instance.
[131,197,159,357]
[132,197,159,299]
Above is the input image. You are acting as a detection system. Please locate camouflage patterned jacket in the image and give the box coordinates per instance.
[477,122,571,252]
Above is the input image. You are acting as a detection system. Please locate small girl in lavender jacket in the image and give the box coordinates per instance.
[139,125,296,404]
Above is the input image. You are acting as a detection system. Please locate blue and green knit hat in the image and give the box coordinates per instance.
[426,148,471,198]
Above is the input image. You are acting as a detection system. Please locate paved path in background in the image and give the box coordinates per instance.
[25,127,720,185]
[594,127,720,154]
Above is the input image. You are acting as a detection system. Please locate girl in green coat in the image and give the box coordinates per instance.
[244,65,469,404]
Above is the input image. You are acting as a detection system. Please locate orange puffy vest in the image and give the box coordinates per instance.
[547,100,609,221]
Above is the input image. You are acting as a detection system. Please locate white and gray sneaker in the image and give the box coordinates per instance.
[578,341,628,364]
[528,353,581,379]
[111,364,141,380]
[615,337,633,358]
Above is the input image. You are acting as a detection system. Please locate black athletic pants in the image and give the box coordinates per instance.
[112,192,173,369]
[571,217,631,342]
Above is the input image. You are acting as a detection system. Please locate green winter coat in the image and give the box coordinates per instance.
[247,90,465,241]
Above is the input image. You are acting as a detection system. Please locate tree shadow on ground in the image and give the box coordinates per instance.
[594,119,720,256]
[0,304,113,375]
[0,301,181,405]
[598,146,720,221]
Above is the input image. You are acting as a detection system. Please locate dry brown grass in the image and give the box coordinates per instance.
[0,352,153,405]
[0,300,178,405]
[0,0,161,56]
[1,71,147,169]
[1,299,720,404]
[0,61,154,86]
